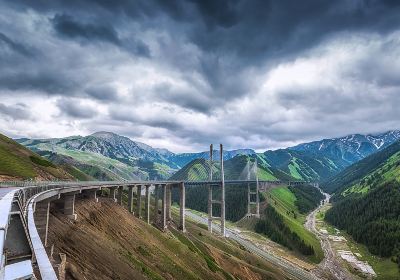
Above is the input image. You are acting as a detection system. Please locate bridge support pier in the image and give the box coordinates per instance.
[166,185,172,221]
[154,185,159,224]
[128,186,134,214]
[256,187,260,217]
[208,185,212,232]
[145,185,150,224]
[161,185,167,230]
[62,194,77,220]
[247,182,251,215]
[109,187,117,202]
[136,185,142,218]
[117,186,123,206]
[208,144,213,233]
[179,182,186,232]
[220,144,226,237]
[83,189,98,202]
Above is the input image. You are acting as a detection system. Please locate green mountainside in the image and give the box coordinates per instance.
[323,141,400,272]
[321,140,400,195]
[17,133,176,181]
[326,182,400,269]
[254,186,324,263]
[0,133,75,181]
[261,149,340,181]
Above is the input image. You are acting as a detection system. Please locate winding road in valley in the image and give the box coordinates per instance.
[186,186,357,280]
[186,211,318,280]
[305,188,356,280]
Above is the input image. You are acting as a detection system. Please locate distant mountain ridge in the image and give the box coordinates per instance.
[16,130,400,182]
[16,132,258,180]
[290,130,400,167]
[321,140,400,195]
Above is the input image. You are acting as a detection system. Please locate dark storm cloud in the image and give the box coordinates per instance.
[0,71,80,94]
[0,32,32,57]
[56,98,98,119]
[85,85,119,101]
[51,13,120,44]
[50,13,150,57]
[109,107,183,131]
[1,0,400,150]
[0,103,31,120]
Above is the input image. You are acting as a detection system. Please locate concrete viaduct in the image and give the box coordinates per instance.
[0,145,309,279]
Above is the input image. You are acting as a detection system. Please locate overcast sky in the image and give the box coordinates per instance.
[1,0,400,152]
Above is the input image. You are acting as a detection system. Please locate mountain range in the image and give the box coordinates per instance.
[15,130,400,182]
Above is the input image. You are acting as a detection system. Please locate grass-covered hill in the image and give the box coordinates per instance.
[323,140,400,272]
[0,133,74,181]
[17,132,176,181]
[261,149,341,181]
[254,185,324,263]
[321,140,400,195]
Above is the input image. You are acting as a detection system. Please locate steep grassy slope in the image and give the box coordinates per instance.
[323,141,400,273]
[262,149,340,181]
[0,133,73,181]
[321,140,400,194]
[262,187,324,263]
[288,185,324,214]
[47,198,289,280]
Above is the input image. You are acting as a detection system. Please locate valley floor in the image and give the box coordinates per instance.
[304,192,357,280]
[307,190,399,280]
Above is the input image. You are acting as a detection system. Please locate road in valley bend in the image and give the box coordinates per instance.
[185,211,318,280]
[304,188,356,280]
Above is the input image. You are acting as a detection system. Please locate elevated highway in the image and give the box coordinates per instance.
[0,177,310,279]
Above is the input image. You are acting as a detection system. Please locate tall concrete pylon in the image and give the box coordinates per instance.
[220,144,226,237]
[208,144,213,232]
[247,159,251,215]
[255,158,260,217]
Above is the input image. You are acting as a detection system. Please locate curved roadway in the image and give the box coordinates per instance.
[185,211,318,280]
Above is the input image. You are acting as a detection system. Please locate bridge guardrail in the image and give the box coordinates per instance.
[0,189,19,279]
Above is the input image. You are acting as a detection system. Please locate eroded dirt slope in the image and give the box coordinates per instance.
[47,198,287,280]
